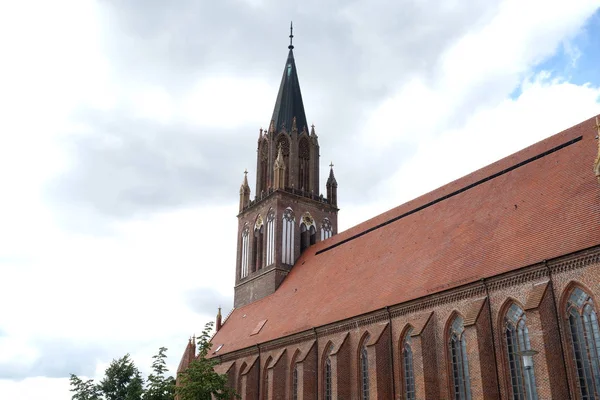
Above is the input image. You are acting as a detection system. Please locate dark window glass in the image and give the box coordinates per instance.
[361,334,370,400]
[325,345,333,400]
[504,303,538,400]
[567,287,600,399]
[292,364,298,400]
[403,328,416,400]
[449,316,471,400]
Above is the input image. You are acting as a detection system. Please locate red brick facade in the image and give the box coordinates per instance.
[213,251,600,399]
[177,38,600,399]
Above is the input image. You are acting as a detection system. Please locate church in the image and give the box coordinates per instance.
[178,27,600,400]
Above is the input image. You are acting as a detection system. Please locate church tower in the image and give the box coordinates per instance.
[234,24,339,308]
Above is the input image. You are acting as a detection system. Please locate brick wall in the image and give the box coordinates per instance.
[215,248,600,399]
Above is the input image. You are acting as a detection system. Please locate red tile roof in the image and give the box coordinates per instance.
[211,115,600,356]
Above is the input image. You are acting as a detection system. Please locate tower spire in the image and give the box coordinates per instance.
[271,23,307,134]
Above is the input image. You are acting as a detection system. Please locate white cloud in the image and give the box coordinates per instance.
[0,0,599,398]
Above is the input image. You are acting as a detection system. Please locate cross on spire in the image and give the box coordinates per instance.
[288,21,294,50]
[329,161,334,169]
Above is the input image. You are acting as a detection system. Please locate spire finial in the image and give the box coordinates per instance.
[329,161,334,169]
[288,21,294,50]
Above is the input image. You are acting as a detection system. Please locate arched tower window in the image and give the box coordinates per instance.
[253,215,264,272]
[321,218,332,240]
[300,213,315,254]
[258,140,269,193]
[401,327,416,400]
[360,334,370,400]
[324,343,334,400]
[566,286,600,399]
[448,315,471,400]
[282,208,295,264]
[504,303,538,400]
[276,135,290,187]
[298,136,310,191]
[240,225,250,279]
[265,209,275,266]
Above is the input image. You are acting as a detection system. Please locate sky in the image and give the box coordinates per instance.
[0,0,599,398]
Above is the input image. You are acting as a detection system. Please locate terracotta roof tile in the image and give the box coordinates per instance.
[211,115,600,356]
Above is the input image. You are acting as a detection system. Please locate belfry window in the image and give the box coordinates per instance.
[402,328,416,400]
[265,210,275,266]
[298,137,310,191]
[566,286,600,399]
[240,226,249,279]
[360,334,370,400]
[253,215,264,272]
[321,218,332,240]
[504,303,538,400]
[282,208,295,264]
[449,315,471,400]
[258,141,268,193]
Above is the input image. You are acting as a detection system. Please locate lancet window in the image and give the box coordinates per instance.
[265,209,275,266]
[282,208,295,264]
[276,135,290,187]
[240,225,249,279]
[449,315,471,400]
[324,344,333,400]
[258,140,269,193]
[360,334,370,400]
[253,215,264,272]
[298,137,310,191]
[566,286,600,399]
[504,303,538,400]
[321,218,332,240]
[402,328,416,400]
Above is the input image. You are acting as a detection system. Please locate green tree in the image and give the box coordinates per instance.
[143,347,176,400]
[175,322,237,400]
[69,374,102,400]
[99,354,145,400]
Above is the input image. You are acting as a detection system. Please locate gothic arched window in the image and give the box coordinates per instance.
[253,215,264,272]
[448,315,471,400]
[276,135,290,187]
[300,213,315,254]
[292,364,299,400]
[240,225,249,279]
[265,209,275,266]
[360,334,370,400]
[259,140,269,193]
[401,327,416,400]
[262,356,272,400]
[282,208,295,264]
[504,303,538,400]
[321,218,332,241]
[566,286,600,399]
[324,344,333,400]
[298,137,310,191]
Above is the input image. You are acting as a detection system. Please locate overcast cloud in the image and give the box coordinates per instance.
[1,0,599,399]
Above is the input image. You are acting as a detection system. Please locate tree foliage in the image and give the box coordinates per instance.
[175,322,238,400]
[70,322,237,400]
[99,354,145,400]
[143,347,176,400]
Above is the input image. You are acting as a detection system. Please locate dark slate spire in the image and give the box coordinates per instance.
[271,22,308,134]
